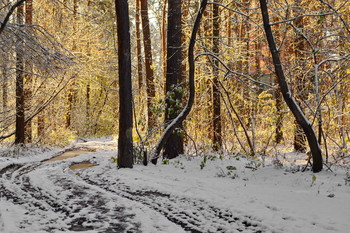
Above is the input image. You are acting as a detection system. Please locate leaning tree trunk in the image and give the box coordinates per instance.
[115,0,133,168]
[151,0,208,164]
[274,19,285,144]
[259,0,323,172]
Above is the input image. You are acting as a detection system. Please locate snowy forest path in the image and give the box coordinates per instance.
[0,143,271,233]
[0,153,142,232]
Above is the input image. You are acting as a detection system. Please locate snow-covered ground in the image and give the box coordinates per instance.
[1,138,349,233]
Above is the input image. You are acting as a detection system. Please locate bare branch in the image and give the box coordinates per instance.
[195,52,277,89]
[0,76,71,141]
[0,0,26,35]
[318,0,350,34]
[270,13,333,26]
[150,0,208,164]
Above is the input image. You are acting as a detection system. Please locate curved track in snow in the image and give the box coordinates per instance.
[1,161,142,232]
[0,146,271,233]
[83,175,268,233]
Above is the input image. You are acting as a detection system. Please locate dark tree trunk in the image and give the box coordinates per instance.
[66,84,74,128]
[140,0,156,130]
[0,0,26,35]
[115,0,133,168]
[259,0,323,172]
[236,0,251,123]
[37,81,45,139]
[135,0,143,91]
[227,3,232,47]
[274,86,284,143]
[25,0,32,20]
[15,4,25,144]
[86,82,90,134]
[2,53,9,134]
[294,120,307,152]
[37,110,45,139]
[66,0,78,129]
[181,0,189,85]
[274,21,285,144]
[151,0,208,164]
[212,0,222,151]
[2,58,8,113]
[293,0,307,152]
[163,0,184,159]
[162,0,167,82]
[24,0,33,143]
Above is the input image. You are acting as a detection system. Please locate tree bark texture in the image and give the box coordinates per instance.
[140,0,156,130]
[212,0,222,151]
[0,0,26,35]
[2,56,8,113]
[259,0,323,172]
[162,0,167,82]
[115,0,133,168]
[15,4,25,144]
[274,19,285,144]
[135,0,143,90]
[274,86,284,143]
[66,85,74,128]
[181,0,189,86]
[24,0,33,142]
[236,0,251,121]
[86,83,91,134]
[163,0,184,159]
[293,0,307,152]
[66,0,78,129]
[151,0,208,164]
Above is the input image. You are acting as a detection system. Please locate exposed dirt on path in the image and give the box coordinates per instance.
[0,143,269,233]
[69,161,96,170]
[45,148,95,162]
[0,149,142,232]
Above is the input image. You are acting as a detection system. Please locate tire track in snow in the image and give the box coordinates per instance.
[82,174,271,233]
[1,162,142,232]
[1,148,273,233]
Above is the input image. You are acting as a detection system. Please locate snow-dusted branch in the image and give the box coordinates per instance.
[0,75,72,141]
[318,0,350,34]
[150,0,208,164]
[195,52,277,89]
[0,0,26,35]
